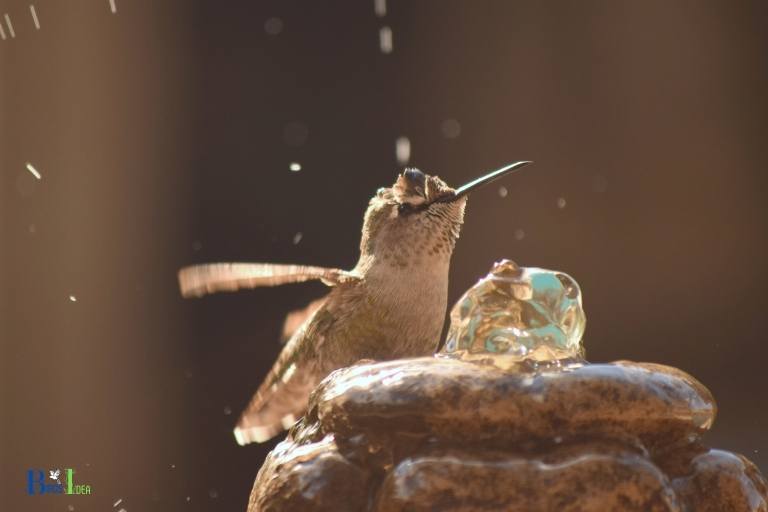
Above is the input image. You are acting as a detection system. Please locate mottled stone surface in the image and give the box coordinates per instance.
[248,434,369,512]
[247,357,767,512]
[671,449,768,512]
[375,448,680,512]
[315,357,715,450]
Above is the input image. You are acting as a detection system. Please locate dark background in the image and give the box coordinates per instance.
[2,1,767,510]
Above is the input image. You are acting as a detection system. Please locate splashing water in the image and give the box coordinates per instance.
[30,5,40,29]
[441,259,586,370]
[374,0,387,17]
[440,119,461,139]
[4,13,16,38]
[25,163,41,179]
[379,26,393,54]
[264,17,283,36]
[395,136,410,164]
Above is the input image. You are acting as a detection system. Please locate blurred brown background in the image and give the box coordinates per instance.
[2,1,767,510]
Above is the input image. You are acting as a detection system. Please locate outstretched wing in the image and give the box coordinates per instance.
[234,364,321,445]
[233,305,334,445]
[233,285,349,445]
[178,263,358,298]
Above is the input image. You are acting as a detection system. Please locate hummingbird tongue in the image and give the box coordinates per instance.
[448,161,532,201]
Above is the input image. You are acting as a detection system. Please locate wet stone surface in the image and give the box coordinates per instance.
[375,447,679,512]
[248,357,767,511]
[248,434,369,512]
[314,358,716,451]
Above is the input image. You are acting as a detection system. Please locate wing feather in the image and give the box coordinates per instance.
[178,263,357,298]
[280,296,328,343]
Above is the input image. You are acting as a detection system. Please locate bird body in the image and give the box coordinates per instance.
[179,162,530,444]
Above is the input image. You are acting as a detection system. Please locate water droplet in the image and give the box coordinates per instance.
[556,197,567,209]
[4,13,16,38]
[292,232,303,245]
[514,228,525,241]
[170,463,176,469]
[113,498,123,507]
[67,506,75,511]
[289,162,302,172]
[440,119,461,139]
[68,295,77,302]
[223,406,232,416]
[374,0,387,17]
[25,162,42,180]
[264,17,283,35]
[498,186,508,198]
[379,26,393,54]
[395,137,410,164]
[30,5,40,29]
[208,489,219,499]
[185,496,191,503]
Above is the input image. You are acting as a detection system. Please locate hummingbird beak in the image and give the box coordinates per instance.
[440,161,532,202]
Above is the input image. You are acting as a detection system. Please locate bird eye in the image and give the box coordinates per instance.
[398,203,415,215]
[403,168,426,190]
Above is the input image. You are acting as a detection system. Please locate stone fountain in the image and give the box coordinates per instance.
[247,260,767,511]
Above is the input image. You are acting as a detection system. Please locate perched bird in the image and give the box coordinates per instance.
[179,161,531,444]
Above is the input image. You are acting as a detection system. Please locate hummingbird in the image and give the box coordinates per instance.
[178,161,531,444]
